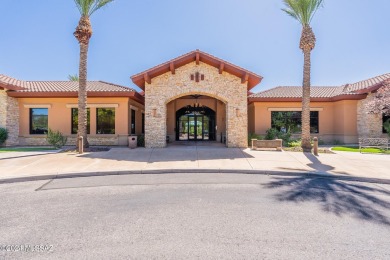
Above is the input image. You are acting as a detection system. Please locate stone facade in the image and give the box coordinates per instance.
[145,62,248,148]
[0,90,6,129]
[0,90,20,146]
[357,93,386,138]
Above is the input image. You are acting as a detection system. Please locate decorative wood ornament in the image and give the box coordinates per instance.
[190,72,205,83]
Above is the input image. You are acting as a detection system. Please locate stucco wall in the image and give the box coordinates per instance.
[251,101,359,144]
[17,97,144,146]
[145,62,248,148]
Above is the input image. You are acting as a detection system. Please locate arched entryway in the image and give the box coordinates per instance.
[166,94,226,144]
[176,105,216,141]
[132,51,259,148]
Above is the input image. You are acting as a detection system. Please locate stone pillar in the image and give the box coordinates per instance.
[0,90,6,128]
[145,88,167,148]
[357,93,383,137]
[0,90,19,146]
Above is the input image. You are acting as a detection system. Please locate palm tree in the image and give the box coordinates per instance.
[282,0,323,152]
[73,0,113,148]
[68,74,79,81]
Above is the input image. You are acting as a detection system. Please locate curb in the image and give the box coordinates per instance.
[1,169,390,185]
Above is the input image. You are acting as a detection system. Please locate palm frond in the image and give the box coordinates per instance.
[89,0,114,16]
[74,0,113,16]
[282,0,323,25]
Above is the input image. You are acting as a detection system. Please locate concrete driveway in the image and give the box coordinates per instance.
[0,144,390,182]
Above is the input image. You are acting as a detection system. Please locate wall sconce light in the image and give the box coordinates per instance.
[152,109,157,117]
[236,108,240,117]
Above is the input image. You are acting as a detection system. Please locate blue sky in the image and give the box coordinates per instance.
[1,0,389,93]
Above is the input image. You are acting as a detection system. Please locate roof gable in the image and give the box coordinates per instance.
[131,50,263,91]
[0,74,28,90]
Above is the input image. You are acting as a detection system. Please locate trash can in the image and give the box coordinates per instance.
[128,135,137,149]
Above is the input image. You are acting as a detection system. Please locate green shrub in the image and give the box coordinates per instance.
[265,128,291,146]
[248,133,262,146]
[288,138,322,147]
[137,135,145,147]
[46,129,67,149]
[288,139,301,147]
[0,128,8,145]
[265,128,278,140]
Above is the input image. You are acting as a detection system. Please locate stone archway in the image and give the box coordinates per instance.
[131,50,263,148]
[167,94,226,143]
[144,62,248,148]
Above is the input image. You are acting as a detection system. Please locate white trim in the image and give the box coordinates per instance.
[66,103,119,108]
[130,105,139,111]
[23,104,52,108]
[267,107,323,112]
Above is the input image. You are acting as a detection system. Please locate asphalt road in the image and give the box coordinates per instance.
[1,173,390,260]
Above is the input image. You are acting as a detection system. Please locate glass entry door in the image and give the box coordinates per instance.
[189,116,196,140]
[178,115,207,141]
[176,105,216,141]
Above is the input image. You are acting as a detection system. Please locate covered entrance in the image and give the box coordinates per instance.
[176,105,216,141]
[169,94,222,142]
[131,50,262,148]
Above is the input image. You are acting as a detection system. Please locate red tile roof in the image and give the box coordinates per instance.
[18,80,136,93]
[0,74,136,93]
[250,86,340,98]
[249,73,390,101]
[0,74,29,90]
[341,73,390,93]
[131,50,263,91]
[1,74,144,104]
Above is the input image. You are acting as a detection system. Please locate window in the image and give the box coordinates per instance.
[71,108,90,135]
[271,111,319,133]
[142,113,145,134]
[383,114,390,134]
[30,108,48,134]
[131,109,136,135]
[97,108,115,134]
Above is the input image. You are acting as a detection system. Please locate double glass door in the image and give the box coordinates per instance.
[179,115,210,141]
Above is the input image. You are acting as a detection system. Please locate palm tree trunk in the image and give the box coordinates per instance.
[78,42,89,148]
[301,50,312,152]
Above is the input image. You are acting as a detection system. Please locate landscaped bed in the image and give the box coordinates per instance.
[0,147,57,153]
[283,146,334,153]
[332,146,390,154]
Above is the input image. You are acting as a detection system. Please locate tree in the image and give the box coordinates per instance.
[73,0,113,148]
[68,74,79,81]
[282,0,323,152]
[365,79,390,116]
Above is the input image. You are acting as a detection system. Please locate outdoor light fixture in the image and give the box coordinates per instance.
[184,95,206,115]
[152,108,157,117]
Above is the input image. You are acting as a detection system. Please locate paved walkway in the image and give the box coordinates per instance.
[0,144,390,183]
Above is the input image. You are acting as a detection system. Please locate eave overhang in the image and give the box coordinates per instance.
[7,91,145,105]
[131,50,263,91]
[248,94,367,104]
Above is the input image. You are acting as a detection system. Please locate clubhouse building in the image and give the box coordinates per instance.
[0,50,389,148]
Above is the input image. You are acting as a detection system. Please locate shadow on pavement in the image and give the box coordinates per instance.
[304,152,335,172]
[79,146,254,162]
[264,176,390,225]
